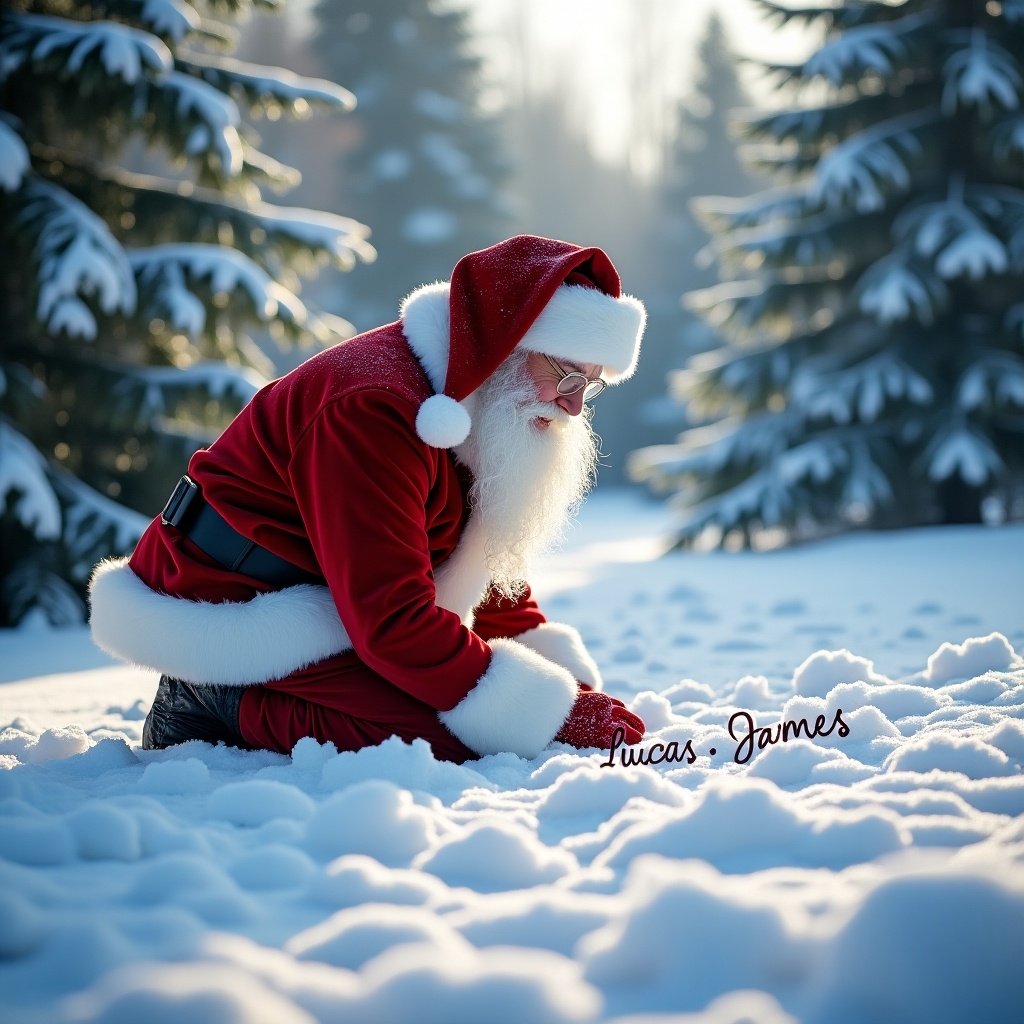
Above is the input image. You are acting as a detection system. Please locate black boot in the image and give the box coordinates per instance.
[142,675,249,750]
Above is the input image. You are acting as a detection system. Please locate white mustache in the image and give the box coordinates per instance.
[519,401,573,424]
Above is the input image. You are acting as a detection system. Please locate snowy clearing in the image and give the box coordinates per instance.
[1,491,1022,1023]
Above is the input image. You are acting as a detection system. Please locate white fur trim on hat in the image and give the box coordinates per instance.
[415,393,471,448]
[438,638,578,757]
[88,557,351,686]
[514,622,603,690]
[517,284,645,382]
[400,282,450,394]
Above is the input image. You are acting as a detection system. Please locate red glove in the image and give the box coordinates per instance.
[554,691,646,749]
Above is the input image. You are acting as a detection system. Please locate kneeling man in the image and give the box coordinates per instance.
[89,234,647,762]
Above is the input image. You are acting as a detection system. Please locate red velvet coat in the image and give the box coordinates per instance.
[89,293,606,759]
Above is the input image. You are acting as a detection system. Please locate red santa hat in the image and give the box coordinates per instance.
[401,235,646,449]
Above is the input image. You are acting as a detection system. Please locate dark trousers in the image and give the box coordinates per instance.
[142,675,248,750]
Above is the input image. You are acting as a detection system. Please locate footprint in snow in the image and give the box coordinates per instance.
[685,608,719,623]
[611,643,645,663]
[711,638,767,652]
[769,599,807,617]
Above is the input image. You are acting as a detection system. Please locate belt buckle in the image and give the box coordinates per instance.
[161,475,199,527]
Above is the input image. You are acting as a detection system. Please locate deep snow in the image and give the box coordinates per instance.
[1,490,1022,1024]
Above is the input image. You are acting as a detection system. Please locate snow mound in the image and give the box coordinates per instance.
[923,632,1020,685]
[793,649,890,696]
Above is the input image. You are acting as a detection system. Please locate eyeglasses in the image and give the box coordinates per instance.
[543,354,607,401]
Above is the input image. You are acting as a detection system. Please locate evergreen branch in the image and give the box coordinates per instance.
[51,460,149,574]
[854,250,950,324]
[175,52,355,117]
[736,80,936,149]
[942,30,1024,116]
[148,69,244,178]
[811,108,938,212]
[79,0,200,44]
[12,173,137,340]
[0,416,62,541]
[237,137,301,192]
[712,205,895,274]
[957,350,1024,412]
[692,186,819,235]
[127,242,346,345]
[0,115,30,192]
[1,12,172,85]
[759,10,934,88]
[686,275,848,343]
[110,362,268,430]
[27,144,373,274]
[746,0,908,32]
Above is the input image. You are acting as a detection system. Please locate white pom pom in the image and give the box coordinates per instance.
[416,394,472,448]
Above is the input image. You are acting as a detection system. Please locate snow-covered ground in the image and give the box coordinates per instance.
[1,490,1022,1024]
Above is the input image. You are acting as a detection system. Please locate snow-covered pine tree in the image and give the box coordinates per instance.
[0,0,373,625]
[630,0,1024,549]
[308,0,510,331]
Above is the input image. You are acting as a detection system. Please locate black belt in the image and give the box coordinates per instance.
[160,475,322,587]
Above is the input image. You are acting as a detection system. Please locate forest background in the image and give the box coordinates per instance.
[4,0,1022,626]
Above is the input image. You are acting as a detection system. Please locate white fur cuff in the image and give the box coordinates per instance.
[515,622,603,690]
[88,558,352,686]
[438,638,577,758]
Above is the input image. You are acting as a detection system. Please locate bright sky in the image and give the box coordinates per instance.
[460,0,818,176]
[288,0,817,178]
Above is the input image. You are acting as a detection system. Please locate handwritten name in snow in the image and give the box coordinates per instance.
[599,708,851,768]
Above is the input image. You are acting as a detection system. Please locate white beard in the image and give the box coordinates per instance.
[453,351,600,600]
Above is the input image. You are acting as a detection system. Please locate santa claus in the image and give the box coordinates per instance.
[88,235,648,762]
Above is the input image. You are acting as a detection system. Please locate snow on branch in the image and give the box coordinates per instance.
[2,12,172,84]
[841,442,893,511]
[0,420,61,541]
[112,362,267,428]
[128,243,331,341]
[176,52,355,114]
[87,0,201,43]
[134,0,199,42]
[0,115,29,192]
[791,352,934,424]
[957,352,1024,411]
[52,466,149,576]
[942,30,1022,116]
[680,467,794,537]
[238,138,301,190]
[693,186,817,233]
[801,13,932,86]
[688,276,843,343]
[896,191,1008,281]
[159,70,243,175]
[253,203,375,269]
[925,424,1004,486]
[17,176,136,340]
[812,111,933,212]
[713,207,864,272]
[855,251,948,324]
